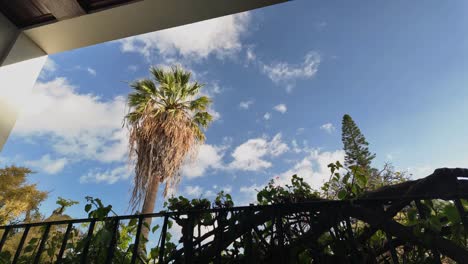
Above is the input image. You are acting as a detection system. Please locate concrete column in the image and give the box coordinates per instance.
[0,13,47,150]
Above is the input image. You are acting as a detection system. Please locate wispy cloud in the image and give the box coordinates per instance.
[86,67,97,76]
[80,165,132,184]
[261,52,321,91]
[263,112,271,120]
[25,154,68,174]
[239,100,254,110]
[320,123,336,134]
[273,104,287,114]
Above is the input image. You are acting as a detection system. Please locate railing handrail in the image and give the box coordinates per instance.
[2,192,467,229]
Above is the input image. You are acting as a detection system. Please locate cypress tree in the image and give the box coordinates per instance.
[341,114,376,171]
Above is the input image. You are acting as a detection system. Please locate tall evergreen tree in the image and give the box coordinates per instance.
[341,114,376,171]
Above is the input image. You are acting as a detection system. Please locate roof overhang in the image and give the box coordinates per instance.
[2,0,288,65]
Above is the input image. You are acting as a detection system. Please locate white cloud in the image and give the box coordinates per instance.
[80,165,132,184]
[238,149,345,204]
[246,47,256,62]
[25,154,68,174]
[263,112,271,120]
[228,133,289,171]
[273,104,287,114]
[262,52,321,85]
[184,185,203,197]
[239,100,254,110]
[13,77,128,163]
[320,123,336,134]
[275,149,345,189]
[86,67,97,76]
[181,144,225,179]
[127,65,138,72]
[221,185,232,193]
[39,58,58,79]
[119,12,251,61]
[239,184,263,204]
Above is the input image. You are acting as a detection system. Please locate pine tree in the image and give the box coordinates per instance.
[341,114,376,172]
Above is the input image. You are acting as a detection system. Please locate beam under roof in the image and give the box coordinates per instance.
[6,0,287,65]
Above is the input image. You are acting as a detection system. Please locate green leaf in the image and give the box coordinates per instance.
[355,173,367,188]
[338,190,347,200]
[428,216,442,232]
[443,205,461,224]
[407,208,417,223]
[85,204,92,213]
[152,224,160,233]
[128,218,138,227]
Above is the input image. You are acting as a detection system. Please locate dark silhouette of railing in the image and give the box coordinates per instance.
[1,168,468,263]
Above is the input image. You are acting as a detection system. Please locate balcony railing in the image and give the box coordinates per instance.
[1,168,468,263]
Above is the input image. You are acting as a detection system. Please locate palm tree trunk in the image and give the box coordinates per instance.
[140,178,160,250]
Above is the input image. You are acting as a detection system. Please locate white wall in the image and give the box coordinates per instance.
[0,14,47,150]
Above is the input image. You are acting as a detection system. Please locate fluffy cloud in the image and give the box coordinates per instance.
[239,100,254,110]
[275,149,345,189]
[238,149,344,204]
[239,184,263,204]
[320,123,336,134]
[119,13,251,61]
[80,165,132,184]
[25,154,68,174]
[274,104,287,114]
[181,144,225,178]
[262,52,321,85]
[263,112,271,120]
[13,78,128,164]
[228,134,289,171]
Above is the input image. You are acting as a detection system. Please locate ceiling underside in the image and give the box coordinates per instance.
[0,0,138,28]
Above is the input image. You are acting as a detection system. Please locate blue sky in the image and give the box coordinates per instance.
[2,0,468,218]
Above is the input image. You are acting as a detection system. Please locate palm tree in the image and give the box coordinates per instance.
[125,66,213,241]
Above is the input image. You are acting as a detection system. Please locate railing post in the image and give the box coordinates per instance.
[33,223,51,264]
[215,212,223,264]
[81,220,96,264]
[385,232,399,264]
[276,211,285,263]
[0,226,10,253]
[158,215,169,264]
[105,218,119,264]
[184,213,194,264]
[244,209,253,264]
[131,215,144,264]
[12,225,30,264]
[56,222,73,263]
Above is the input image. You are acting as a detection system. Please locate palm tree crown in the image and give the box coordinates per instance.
[125,66,213,211]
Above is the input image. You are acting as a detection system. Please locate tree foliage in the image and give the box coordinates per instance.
[342,114,376,172]
[0,166,48,225]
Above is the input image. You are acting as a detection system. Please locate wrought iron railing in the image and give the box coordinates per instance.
[1,168,468,263]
